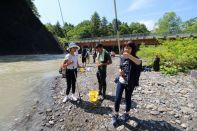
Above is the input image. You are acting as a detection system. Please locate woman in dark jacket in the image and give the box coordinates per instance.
[112,42,142,126]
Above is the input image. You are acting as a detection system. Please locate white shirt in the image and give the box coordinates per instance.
[65,54,78,69]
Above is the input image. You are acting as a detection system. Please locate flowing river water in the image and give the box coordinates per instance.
[0,55,65,130]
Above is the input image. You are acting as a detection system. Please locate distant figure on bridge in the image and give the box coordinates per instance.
[96,43,112,100]
[153,55,160,71]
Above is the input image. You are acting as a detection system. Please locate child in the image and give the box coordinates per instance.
[62,43,81,102]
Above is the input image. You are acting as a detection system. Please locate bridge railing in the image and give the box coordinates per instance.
[75,31,197,42]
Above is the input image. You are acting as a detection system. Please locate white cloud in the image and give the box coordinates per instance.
[128,0,155,12]
[139,20,156,31]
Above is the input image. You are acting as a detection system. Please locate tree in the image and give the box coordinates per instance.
[63,22,74,33]
[183,17,197,32]
[26,0,40,18]
[67,20,92,40]
[107,23,115,36]
[62,22,74,39]
[45,23,55,34]
[100,17,108,36]
[129,22,149,34]
[112,18,121,32]
[90,12,101,37]
[154,12,182,34]
[119,22,130,35]
[54,22,64,37]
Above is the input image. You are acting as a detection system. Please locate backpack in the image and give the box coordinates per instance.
[59,54,72,78]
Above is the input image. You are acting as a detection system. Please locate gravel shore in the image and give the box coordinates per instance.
[13,57,197,131]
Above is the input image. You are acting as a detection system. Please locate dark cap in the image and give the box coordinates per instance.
[95,43,103,49]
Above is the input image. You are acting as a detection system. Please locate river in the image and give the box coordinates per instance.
[0,55,65,130]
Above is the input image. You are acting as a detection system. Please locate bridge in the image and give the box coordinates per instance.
[74,32,197,48]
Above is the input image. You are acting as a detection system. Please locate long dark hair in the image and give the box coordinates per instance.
[124,42,137,57]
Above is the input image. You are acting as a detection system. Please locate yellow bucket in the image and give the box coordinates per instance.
[88,90,98,103]
[79,67,85,72]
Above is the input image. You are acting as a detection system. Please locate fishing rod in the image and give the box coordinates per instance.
[113,0,121,59]
[73,66,82,102]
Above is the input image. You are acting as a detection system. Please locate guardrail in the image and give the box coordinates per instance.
[74,31,197,43]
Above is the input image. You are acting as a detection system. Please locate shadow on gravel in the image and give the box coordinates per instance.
[116,116,181,131]
[70,99,113,115]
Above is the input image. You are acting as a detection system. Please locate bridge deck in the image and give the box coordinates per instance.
[72,32,197,47]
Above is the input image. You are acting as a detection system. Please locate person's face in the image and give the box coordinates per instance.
[124,46,132,54]
[96,47,102,53]
[70,47,77,53]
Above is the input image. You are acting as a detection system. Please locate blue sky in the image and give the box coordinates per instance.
[34,0,197,30]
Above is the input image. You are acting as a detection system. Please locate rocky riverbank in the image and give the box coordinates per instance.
[13,57,197,131]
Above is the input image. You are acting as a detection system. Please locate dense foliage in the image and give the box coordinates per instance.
[44,11,149,42]
[137,38,197,75]
[43,11,196,44]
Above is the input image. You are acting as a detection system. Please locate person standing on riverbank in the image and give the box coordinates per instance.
[62,43,81,102]
[112,42,142,126]
[96,43,112,100]
[93,50,97,63]
[153,55,160,71]
[81,47,88,67]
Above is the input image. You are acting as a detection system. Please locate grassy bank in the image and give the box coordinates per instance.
[137,38,197,75]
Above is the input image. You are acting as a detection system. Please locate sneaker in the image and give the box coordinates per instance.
[120,113,130,122]
[98,95,104,101]
[71,94,78,101]
[112,115,119,127]
[63,95,69,103]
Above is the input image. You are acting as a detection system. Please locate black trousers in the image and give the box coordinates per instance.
[96,71,107,97]
[66,69,77,95]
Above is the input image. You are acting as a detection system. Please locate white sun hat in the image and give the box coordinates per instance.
[67,42,80,50]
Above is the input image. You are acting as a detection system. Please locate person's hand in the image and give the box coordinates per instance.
[119,70,125,76]
[97,63,103,67]
[123,52,130,59]
[62,64,67,69]
[78,65,83,68]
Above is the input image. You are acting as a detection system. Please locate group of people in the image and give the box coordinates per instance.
[60,42,142,126]
[81,47,98,66]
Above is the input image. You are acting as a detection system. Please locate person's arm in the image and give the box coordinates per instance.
[63,54,73,68]
[96,60,101,67]
[96,53,100,67]
[123,52,141,65]
[63,60,73,68]
[62,60,67,69]
[77,61,82,68]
